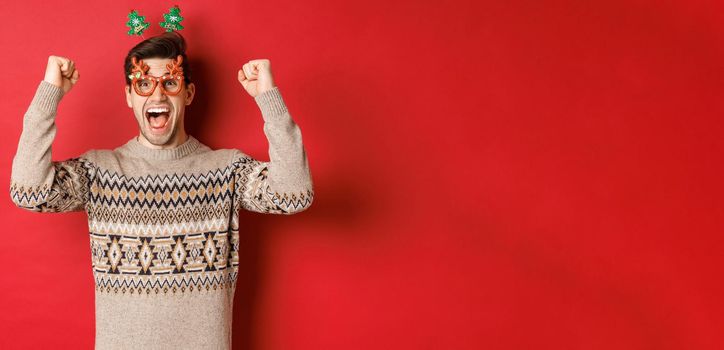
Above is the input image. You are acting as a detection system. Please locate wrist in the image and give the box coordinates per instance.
[33,81,65,113]
[255,86,288,122]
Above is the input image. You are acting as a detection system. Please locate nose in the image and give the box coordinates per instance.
[148,82,168,101]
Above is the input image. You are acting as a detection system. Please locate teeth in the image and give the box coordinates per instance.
[147,107,169,113]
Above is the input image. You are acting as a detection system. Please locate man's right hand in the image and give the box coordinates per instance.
[43,55,79,94]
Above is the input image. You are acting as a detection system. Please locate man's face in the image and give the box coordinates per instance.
[125,57,195,146]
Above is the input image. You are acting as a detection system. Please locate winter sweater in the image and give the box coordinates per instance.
[9,80,314,349]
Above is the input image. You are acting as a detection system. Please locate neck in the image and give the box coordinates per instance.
[124,134,201,161]
[137,129,189,150]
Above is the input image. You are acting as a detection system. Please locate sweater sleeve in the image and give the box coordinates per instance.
[231,86,314,215]
[9,81,93,213]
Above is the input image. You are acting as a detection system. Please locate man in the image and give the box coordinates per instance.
[9,32,314,349]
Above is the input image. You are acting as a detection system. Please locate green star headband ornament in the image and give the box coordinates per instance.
[160,6,185,32]
[126,10,150,36]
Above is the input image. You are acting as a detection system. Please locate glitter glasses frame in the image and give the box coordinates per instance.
[128,55,186,97]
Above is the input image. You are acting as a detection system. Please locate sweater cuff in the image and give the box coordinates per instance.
[254,86,289,122]
[31,80,65,114]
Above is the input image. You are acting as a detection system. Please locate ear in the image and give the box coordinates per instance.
[125,85,133,108]
[185,82,196,106]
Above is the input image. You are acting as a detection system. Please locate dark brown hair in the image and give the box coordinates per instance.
[123,31,192,86]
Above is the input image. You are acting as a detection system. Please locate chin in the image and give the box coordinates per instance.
[150,132,174,144]
[143,127,176,145]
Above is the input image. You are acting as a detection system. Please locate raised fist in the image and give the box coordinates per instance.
[237,59,276,98]
[44,55,79,94]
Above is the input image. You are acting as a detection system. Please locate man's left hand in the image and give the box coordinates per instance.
[238,59,276,98]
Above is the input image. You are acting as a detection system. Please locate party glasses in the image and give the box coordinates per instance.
[128,55,186,96]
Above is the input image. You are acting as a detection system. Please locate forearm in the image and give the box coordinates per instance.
[9,81,91,213]
[11,80,64,189]
[242,86,313,213]
[255,87,313,194]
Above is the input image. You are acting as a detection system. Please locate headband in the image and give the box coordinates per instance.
[126,5,185,37]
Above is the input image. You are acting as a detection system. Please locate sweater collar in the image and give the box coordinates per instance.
[122,135,201,160]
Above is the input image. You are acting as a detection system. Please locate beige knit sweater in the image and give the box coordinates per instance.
[9,81,314,349]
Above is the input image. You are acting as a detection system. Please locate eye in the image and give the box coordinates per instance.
[164,80,178,88]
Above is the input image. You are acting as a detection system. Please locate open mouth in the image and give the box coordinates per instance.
[145,106,171,132]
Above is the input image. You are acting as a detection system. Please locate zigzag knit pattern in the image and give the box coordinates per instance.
[9,158,93,212]
[10,153,313,295]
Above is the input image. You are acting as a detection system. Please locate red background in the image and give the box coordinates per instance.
[1,0,723,349]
